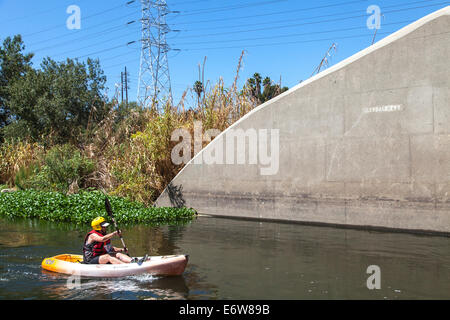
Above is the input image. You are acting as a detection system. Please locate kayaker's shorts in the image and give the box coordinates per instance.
[85,252,116,264]
[85,256,101,264]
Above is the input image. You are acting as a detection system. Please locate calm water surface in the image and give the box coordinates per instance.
[0,216,449,300]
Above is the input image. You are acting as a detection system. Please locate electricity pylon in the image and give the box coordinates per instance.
[137,0,173,110]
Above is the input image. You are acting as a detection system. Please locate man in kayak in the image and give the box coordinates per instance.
[83,217,147,265]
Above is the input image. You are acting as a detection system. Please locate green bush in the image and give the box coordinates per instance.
[14,162,40,190]
[0,190,197,225]
[41,144,95,192]
[13,144,95,193]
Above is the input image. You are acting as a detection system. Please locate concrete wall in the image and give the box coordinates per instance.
[157,7,450,234]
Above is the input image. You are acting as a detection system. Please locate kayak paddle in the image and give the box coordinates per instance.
[104,196,129,255]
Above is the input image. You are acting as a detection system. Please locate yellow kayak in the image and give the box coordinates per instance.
[42,254,188,278]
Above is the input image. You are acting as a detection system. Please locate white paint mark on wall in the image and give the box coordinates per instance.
[364,104,403,113]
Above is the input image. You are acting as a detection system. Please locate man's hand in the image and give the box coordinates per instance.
[104,243,114,253]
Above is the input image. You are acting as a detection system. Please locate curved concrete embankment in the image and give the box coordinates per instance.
[157,7,450,233]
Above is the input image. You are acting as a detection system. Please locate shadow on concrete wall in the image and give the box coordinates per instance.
[167,182,186,208]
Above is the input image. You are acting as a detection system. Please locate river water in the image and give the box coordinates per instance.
[0,215,449,300]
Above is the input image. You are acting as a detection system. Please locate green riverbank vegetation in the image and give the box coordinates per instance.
[0,190,196,225]
[0,35,288,219]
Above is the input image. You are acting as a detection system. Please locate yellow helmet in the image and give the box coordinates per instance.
[91,217,108,231]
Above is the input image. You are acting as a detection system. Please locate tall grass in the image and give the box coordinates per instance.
[0,139,44,187]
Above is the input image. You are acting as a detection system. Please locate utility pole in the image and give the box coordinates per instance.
[137,0,175,110]
[120,67,130,107]
[121,71,124,104]
[125,66,129,107]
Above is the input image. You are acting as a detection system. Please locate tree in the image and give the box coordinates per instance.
[193,80,203,107]
[245,73,288,105]
[246,72,262,104]
[261,76,288,102]
[6,57,109,144]
[0,35,33,131]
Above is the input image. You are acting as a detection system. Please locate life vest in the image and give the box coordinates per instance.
[83,230,111,260]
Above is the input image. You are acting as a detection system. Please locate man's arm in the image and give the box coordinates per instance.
[88,231,118,243]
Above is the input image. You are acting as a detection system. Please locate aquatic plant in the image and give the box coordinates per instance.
[0,190,196,225]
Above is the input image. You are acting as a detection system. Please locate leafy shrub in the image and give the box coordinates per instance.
[41,144,95,192]
[14,161,40,190]
[13,144,95,193]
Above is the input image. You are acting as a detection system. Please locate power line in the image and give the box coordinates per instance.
[2,0,90,23]
[99,19,411,66]
[101,22,405,68]
[170,0,286,16]
[23,1,139,37]
[180,31,394,51]
[50,30,138,58]
[167,0,443,30]
[166,2,450,40]
[27,10,140,47]
[170,0,442,33]
[26,0,426,62]
[104,58,141,70]
[31,1,446,66]
[168,0,369,25]
[171,14,367,39]
[96,1,439,65]
[32,23,138,54]
[173,26,450,54]
[75,42,135,60]
[170,0,213,5]
[100,49,140,64]
[170,20,413,46]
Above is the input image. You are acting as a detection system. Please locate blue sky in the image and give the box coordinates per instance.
[0,0,449,106]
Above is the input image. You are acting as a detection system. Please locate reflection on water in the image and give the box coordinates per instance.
[0,216,449,299]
